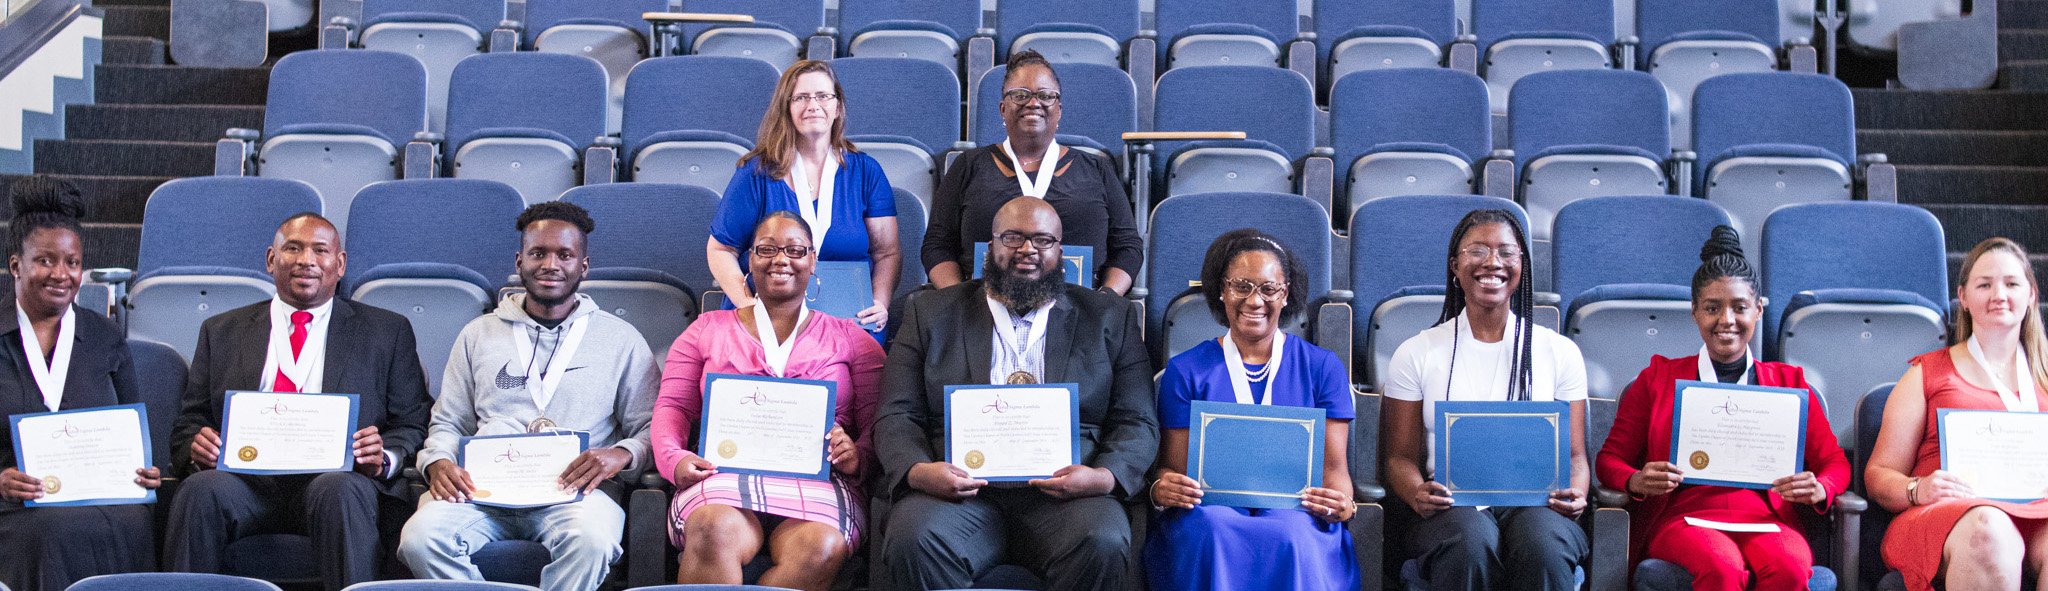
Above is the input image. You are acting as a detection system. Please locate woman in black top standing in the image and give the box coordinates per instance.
[921,50,1143,295]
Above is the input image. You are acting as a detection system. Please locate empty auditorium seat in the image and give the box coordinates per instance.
[620,56,780,192]
[1472,0,1617,114]
[1313,0,1459,97]
[1151,66,1318,202]
[128,177,324,361]
[850,134,939,210]
[1153,0,1303,70]
[354,0,508,132]
[1637,0,1790,149]
[1328,68,1492,226]
[1509,69,1671,248]
[222,49,427,235]
[1553,196,1734,399]
[677,0,827,71]
[339,582,540,590]
[522,0,668,132]
[68,573,282,591]
[344,179,524,395]
[833,57,962,172]
[996,0,1141,68]
[1145,191,1342,368]
[840,0,984,77]
[969,63,1139,156]
[1693,72,1861,259]
[892,187,927,295]
[1352,195,1527,385]
[1764,202,1949,444]
[561,182,717,356]
[444,52,609,204]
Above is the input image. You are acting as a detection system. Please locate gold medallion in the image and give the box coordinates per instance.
[472,489,492,499]
[1688,450,1710,470]
[1005,371,1037,385]
[964,450,985,469]
[41,476,59,494]
[237,446,259,462]
[717,440,738,459]
[528,417,557,433]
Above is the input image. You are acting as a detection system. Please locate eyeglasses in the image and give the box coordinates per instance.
[1002,88,1062,105]
[790,92,838,104]
[995,231,1060,250]
[751,244,813,259]
[1458,245,1523,262]
[1222,278,1289,301]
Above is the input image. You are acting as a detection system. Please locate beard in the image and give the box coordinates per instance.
[983,250,1066,312]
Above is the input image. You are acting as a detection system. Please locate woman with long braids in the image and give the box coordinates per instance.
[1379,209,1590,591]
[1595,226,1849,590]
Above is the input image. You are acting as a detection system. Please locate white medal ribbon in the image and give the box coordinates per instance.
[509,316,590,417]
[751,303,811,378]
[1220,332,1285,406]
[1967,334,2039,413]
[789,151,836,242]
[1695,345,1754,387]
[269,309,319,392]
[986,296,1052,382]
[16,305,73,412]
[1001,137,1060,199]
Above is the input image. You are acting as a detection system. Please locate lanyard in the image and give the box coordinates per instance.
[1694,345,1753,387]
[16,305,73,412]
[789,151,836,242]
[1220,332,1285,405]
[1001,138,1060,199]
[1967,335,2039,413]
[751,303,811,377]
[509,316,589,416]
[986,296,1052,377]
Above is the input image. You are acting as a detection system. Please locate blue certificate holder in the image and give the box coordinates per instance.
[697,373,839,481]
[458,431,590,509]
[973,243,1094,289]
[805,260,874,326]
[219,391,361,475]
[943,383,1082,481]
[1434,400,1570,506]
[8,403,155,507]
[1669,380,1809,490]
[1187,401,1327,510]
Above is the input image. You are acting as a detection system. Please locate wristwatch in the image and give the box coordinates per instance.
[1906,476,1921,506]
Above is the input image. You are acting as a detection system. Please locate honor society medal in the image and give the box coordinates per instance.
[527,417,557,433]
[1005,371,1037,385]
[1688,450,1710,470]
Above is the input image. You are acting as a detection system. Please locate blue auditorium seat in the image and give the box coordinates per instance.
[68,573,282,591]
[1153,0,1302,70]
[355,0,508,132]
[1509,69,1671,246]
[1144,191,1339,366]
[131,338,188,474]
[128,177,323,361]
[1636,0,1787,149]
[444,52,609,204]
[1693,73,1861,259]
[1763,203,1948,445]
[996,0,1140,67]
[847,133,938,211]
[840,0,984,76]
[832,57,962,173]
[1327,68,1492,226]
[1151,65,1317,202]
[1854,384,1905,591]
[522,0,668,133]
[1472,0,1617,115]
[1350,195,1525,385]
[344,179,525,396]
[676,0,826,72]
[970,63,1138,159]
[561,183,720,356]
[1552,196,1733,400]
[233,49,426,235]
[341,582,540,590]
[620,56,780,192]
[1314,0,1458,97]
[892,187,928,295]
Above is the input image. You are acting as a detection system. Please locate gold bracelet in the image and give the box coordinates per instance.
[1907,476,1921,506]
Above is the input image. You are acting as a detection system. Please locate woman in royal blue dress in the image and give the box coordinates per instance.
[1145,229,1361,591]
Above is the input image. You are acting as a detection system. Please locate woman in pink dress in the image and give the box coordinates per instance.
[1867,237,2048,591]
[652,211,885,590]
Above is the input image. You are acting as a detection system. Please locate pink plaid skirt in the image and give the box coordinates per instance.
[668,472,865,550]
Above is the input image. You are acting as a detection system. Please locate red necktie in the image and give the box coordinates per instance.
[274,310,313,393]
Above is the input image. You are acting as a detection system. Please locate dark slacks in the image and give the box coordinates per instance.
[164,469,382,591]
[1388,502,1590,591]
[0,503,154,591]
[880,486,1131,591]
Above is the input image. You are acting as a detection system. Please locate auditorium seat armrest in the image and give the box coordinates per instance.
[966,35,995,99]
[1614,35,1639,70]
[1127,36,1158,132]
[806,31,836,61]
[1671,150,1697,197]
[1834,491,1867,513]
[1482,149,1514,198]
[1448,34,1479,74]
[1287,38,1316,91]
[1835,490,1865,591]
[1787,37,1819,73]
[322,15,356,48]
[1300,148,1335,219]
[1593,486,1629,508]
[403,132,444,180]
[217,128,261,176]
[1858,153,1897,203]
[1534,291,1561,306]
[1355,484,1385,502]
[583,136,620,185]
[488,20,520,53]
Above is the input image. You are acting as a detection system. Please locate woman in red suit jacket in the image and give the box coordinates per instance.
[1595,226,1851,591]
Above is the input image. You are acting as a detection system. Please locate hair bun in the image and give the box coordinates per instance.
[7,176,86,222]
[1700,225,1744,262]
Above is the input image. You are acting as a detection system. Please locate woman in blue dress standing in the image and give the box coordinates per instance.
[1145,229,1361,590]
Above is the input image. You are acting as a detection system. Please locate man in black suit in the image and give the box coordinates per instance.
[165,213,431,591]
[874,196,1157,591]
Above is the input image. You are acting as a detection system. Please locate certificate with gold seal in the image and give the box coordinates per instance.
[8,403,154,507]
[459,431,589,508]
[1938,409,2048,502]
[1669,380,1808,489]
[699,373,838,480]
[944,384,1080,481]
[219,391,360,475]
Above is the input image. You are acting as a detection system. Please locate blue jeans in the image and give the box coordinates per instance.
[396,493,624,591]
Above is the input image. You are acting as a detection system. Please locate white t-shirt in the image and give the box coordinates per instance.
[1382,310,1587,473]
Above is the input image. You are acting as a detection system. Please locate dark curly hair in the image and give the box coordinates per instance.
[1200,229,1310,327]
[515,201,595,242]
[1003,49,1062,89]
[1437,209,1535,401]
[1690,225,1757,302]
[7,175,86,259]
[754,210,815,243]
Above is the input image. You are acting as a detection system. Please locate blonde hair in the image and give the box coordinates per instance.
[1954,237,2048,390]
[738,60,860,179]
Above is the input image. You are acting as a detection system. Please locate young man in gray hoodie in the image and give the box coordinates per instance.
[396,201,659,591]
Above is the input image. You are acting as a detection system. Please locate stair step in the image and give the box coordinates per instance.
[1854,88,2048,130]
[2003,30,2048,61]
[38,174,172,224]
[65,104,264,142]
[102,35,166,66]
[2005,59,2048,91]
[31,139,215,178]
[96,65,270,105]
[1896,164,2048,206]
[1920,204,2048,254]
[102,5,169,40]
[1947,252,2048,291]
[79,223,143,271]
[2002,0,2048,29]
[1858,129,2048,166]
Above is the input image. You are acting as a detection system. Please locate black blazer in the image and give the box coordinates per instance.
[874,280,1157,499]
[0,306,138,471]
[169,297,431,498]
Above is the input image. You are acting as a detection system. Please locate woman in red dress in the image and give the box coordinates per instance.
[1867,237,2048,591]
[1596,226,1850,590]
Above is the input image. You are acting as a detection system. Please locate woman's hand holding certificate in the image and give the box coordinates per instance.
[1669,381,1808,489]
[698,374,837,480]
[6,404,159,506]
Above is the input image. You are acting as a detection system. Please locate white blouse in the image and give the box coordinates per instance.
[1382,310,1588,472]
